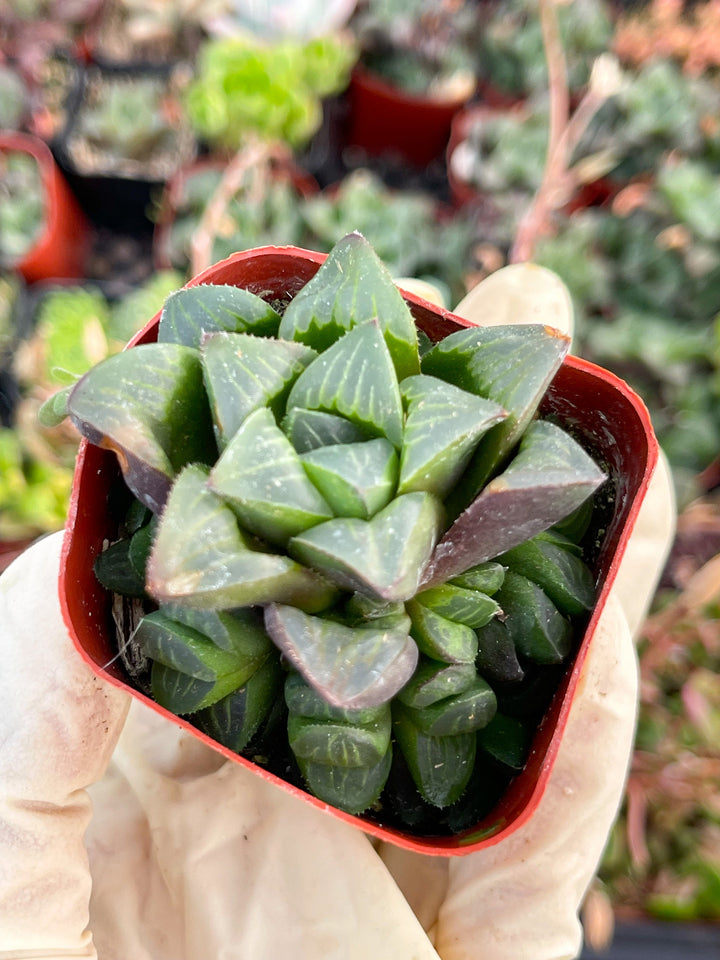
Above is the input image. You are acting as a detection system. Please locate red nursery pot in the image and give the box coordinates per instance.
[346,65,475,168]
[0,132,89,284]
[60,245,659,856]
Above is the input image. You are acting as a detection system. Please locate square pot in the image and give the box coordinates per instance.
[60,245,659,855]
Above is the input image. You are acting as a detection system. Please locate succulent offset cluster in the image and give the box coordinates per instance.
[55,233,607,829]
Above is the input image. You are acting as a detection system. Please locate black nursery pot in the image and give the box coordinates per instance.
[53,63,196,232]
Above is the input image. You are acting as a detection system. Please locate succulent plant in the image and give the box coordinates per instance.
[0,149,45,268]
[48,234,607,832]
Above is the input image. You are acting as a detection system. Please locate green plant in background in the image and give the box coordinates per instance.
[0,64,28,129]
[576,59,719,183]
[91,0,227,65]
[0,272,23,371]
[600,587,720,922]
[477,0,613,100]
[64,68,196,179]
[534,169,720,502]
[0,272,183,539]
[350,0,479,98]
[47,234,608,832]
[156,164,308,275]
[185,33,356,151]
[301,169,476,306]
[0,149,44,268]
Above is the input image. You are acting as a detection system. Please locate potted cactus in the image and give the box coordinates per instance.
[56,233,657,853]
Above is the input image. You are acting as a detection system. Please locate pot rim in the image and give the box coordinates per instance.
[59,243,659,855]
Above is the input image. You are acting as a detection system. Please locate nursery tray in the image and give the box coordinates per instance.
[60,245,659,856]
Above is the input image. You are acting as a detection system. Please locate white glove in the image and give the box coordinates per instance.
[0,265,676,960]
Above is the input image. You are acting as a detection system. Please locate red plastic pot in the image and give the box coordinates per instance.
[59,245,659,856]
[346,65,475,168]
[0,132,89,284]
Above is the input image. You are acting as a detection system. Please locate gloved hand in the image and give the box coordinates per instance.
[0,265,676,960]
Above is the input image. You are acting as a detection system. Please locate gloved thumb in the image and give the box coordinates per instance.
[0,532,130,959]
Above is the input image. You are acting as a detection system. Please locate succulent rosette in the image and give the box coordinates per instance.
[50,233,607,834]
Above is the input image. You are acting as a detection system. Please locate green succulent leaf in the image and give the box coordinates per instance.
[278,232,421,380]
[264,603,419,709]
[477,713,530,771]
[498,532,596,616]
[159,604,271,657]
[415,584,501,629]
[397,658,478,709]
[496,570,573,664]
[209,407,333,546]
[300,438,398,519]
[289,492,444,602]
[405,599,479,664]
[132,610,267,684]
[296,748,393,815]
[38,384,73,428]
[450,561,506,595]
[201,332,317,448]
[282,407,370,452]
[475,618,525,684]
[93,536,147,598]
[284,672,389,725]
[288,709,392,767]
[286,319,404,448]
[159,284,281,346]
[422,420,607,588]
[398,375,507,498]
[195,655,282,753]
[150,660,248,714]
[67,343,216,513]
[400,676,497,736]
[147,464,336,612]
[393,704,476,808]
[422,324,571,509]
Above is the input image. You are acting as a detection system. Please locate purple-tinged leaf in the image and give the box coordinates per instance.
[300,438,398,519]
[209,407,333,546]
[288,492,445,602]
[398,375,506,498]
[286,319,404,448]
[422,324,570,512]
[278,232,421,380]
[420,420,606,588]
[67,343,216,513]
[159,284,281,347]
[265,603,419,709]
[147,464,337,612]
[201,332,316,448]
